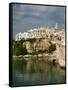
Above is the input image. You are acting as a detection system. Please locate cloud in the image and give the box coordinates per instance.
[12,4,65,38]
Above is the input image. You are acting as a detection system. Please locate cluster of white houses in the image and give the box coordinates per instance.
[15,24,65,45]
[15,27,49,41]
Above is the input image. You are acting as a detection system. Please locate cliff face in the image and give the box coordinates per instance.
[23,39,65,67]
[55,44,65,67]
[23,38,50,53]
[22,28,65,67]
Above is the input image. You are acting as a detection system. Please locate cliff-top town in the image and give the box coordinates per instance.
[14,24,65,67]
[15,24,65,45]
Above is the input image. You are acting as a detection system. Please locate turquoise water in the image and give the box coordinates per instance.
[12,58,66,86]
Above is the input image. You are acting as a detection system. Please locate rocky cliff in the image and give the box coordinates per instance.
[14,26,65,67]
[23,38,50,53]
[22,28,65,67]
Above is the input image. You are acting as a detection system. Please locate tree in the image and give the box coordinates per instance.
[13,40,28,55]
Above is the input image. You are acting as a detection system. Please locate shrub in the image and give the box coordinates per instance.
[25,38,36,43]
[13,40,28,55]
[48,43,56,53]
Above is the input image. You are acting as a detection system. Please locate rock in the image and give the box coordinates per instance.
[16,26,65,67]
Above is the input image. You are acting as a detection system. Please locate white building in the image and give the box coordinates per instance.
[15,32,23,41]
[15,27,50,41]
[15,32,29,41]
[15,24,65,42]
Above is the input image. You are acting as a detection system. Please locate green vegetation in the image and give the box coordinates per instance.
[13,38,36,55]
[13,40,28,55]
[13,38,56,56]
[48,43,56,53]
[38,49,48,54]
[25,38,36,43]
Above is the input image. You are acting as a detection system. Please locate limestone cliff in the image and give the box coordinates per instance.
[23,38,50,53]
[15,26,65,67]
[54,44,65,67]
[22,29,65,67]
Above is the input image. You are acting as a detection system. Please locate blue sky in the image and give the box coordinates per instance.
[12,4,65,38]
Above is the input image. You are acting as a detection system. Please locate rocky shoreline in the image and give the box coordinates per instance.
[13,54,65,68]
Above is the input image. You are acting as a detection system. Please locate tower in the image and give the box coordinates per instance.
[55,23,58,29]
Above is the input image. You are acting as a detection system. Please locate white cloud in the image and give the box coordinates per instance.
[16,4,63,18]
[13,4,65,37]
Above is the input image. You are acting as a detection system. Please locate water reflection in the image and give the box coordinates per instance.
[13,58,65,86]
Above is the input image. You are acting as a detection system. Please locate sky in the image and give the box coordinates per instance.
[12,4,65,38]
